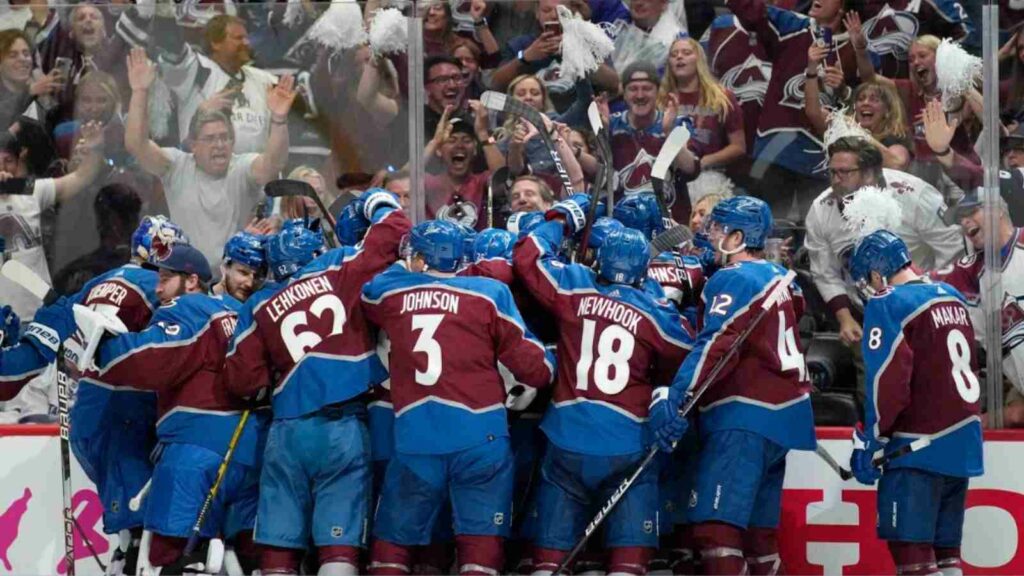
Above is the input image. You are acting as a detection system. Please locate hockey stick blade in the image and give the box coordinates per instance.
[265,179,340,247]
[652,126,691,183]
[587,102,604,138]
[2,260,58,305]
[482,90,545,130]
[650,224,695,256]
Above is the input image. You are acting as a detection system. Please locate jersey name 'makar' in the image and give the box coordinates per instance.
[86,282,131,307]
[400,291,460,315]
[266,276,334,322]
[577,296,642,335]
[931,305,970,329]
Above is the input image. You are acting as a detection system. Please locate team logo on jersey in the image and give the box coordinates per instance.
[719,54,772,106]
[863,7,919,59]
[156,321,181,336]
[1003,292,1024,352]
[436,200,479,229]
[779,74,835,111]
[493,512,505,526]
[616,149,658,194]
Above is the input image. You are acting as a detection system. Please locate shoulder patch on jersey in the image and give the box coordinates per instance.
[156,321,181,336]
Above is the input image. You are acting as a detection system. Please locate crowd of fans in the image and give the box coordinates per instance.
[0,0,1022,424]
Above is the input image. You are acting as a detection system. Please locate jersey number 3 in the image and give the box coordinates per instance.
[412,314,444,386]
[281,294,347,362]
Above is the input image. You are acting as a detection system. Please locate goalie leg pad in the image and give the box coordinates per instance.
[456,535,504,575]
[887,541,938,575]
[743,527,782,576]
[693,522,747,575]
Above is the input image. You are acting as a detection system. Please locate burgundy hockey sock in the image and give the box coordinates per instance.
[693,522,747,575]
[231,531,261,573]
[649,535,675,573]
[532,546,568,574]
[148,534,187,567]
[607,546,653,575]
[743,527,783,575]
[887,541,937,575]
[671,527,698,576]
[260,545,302,574]
[456,535,504,575]
[413,542,453,574]
[319,545,361,568]
[369,540,414,575]
[935,547,963,575]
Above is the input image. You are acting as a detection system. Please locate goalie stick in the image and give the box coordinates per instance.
[555,270,798,574]
[816,436,933,481]
[0,261,108,574]
[650,126,691,220]
[481,91,575,198]
[264,179,340,248]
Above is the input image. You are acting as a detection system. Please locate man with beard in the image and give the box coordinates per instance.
[213,232,267,304]
[805,136,962,348]
[609,62,699,202]
[124,47,295,269]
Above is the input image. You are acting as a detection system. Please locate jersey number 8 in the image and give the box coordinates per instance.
[576,319,636,396]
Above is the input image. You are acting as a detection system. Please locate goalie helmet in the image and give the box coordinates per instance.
[596,227,649,286]
[408,220,465,272]
[223,232,266,271]
[131,215,188,263]
[267,219,325,281]
[707,196,773,250]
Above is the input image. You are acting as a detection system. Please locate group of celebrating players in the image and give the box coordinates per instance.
[0,178,984,576]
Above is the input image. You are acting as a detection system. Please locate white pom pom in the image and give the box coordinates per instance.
[147,75,173,140]
[687,170,735,205]
[305,0,367,52]
[842,186,903,239]
[557,4,614,83]
[935,38,981,111]
[824,107,871,149]
[283,0,303,27]
[369,8,408,57]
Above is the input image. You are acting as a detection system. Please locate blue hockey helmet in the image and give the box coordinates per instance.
[613,193,664,240]
[266,219,324,280]
[223,232,266,271]
[335,198,369,247]
[459,224,477,263]
[131,215,188,263]
[596,227,650,286]
[409,220,465,272]
[707,195,773,251]
[848,230,911,289]
[588,216,625,250]
[506,211,546,239]
[472,228,516,261]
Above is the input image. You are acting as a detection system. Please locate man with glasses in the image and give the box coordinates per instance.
[124,47,295,270]
[425,56,468,139]
[805,136,962,347]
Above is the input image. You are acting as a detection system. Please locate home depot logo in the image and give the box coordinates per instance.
[0,487,109,574]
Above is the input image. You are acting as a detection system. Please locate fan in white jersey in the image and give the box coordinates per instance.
[805,136,963,346]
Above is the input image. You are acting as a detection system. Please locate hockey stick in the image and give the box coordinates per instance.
[1,261,110,573]
[183,409,251,557]
[481,91,574,197]
[487,167,510,229]
[129,477,152,512]
[264,179,339,248]
[649,224,695,257]
[575,102,613,262]
[815,436,933,481]
[650,126,691,220]
[555,270,798,574]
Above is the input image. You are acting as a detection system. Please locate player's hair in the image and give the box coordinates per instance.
[0,29,31,67]
[187,109,235,144]
[512,175,556,207]
[205,15,246,53]
[384,168,410,187]
[850,81,908,141]
[658,37,735,122]
[827,136,884,180]
[496,75,554,142]
[424,55,462,81]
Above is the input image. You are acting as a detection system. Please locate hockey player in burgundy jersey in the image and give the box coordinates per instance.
[362,219,554,576]
[650,196,814,575]
[847,230,983,576]
[513,192,694,575]
[69,216,184,574]
[86,242,259,570]
[224,191,410,576]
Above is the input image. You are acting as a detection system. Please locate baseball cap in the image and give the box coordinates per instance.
[143,243,213,283]
[448,115,477,139]
[620,61,660,88]
[1002,124,1024,152]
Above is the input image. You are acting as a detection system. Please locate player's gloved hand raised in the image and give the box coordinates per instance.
[0,305,21,346]
[23,297,76,363]
[362,188,402,219]
[647,387,688,453]
[545,193,591,234]
[850,427,882,485]
[336,198,370,246]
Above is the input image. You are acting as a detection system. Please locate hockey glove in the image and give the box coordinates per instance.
[850,427,882,485]
[336,199,370,246]
[648,387,689,453]
[362,189,402,220]
[545,193,591,234]
[0,305,20,347]
[24,297,75,363]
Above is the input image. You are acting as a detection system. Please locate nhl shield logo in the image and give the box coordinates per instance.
[331,526,344,538]
[688,490,698,509]
[643,520,654,534]
[493,512,505,526]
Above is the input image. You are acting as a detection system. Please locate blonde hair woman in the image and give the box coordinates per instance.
[281,165,331,220]
[658,37,746,171]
